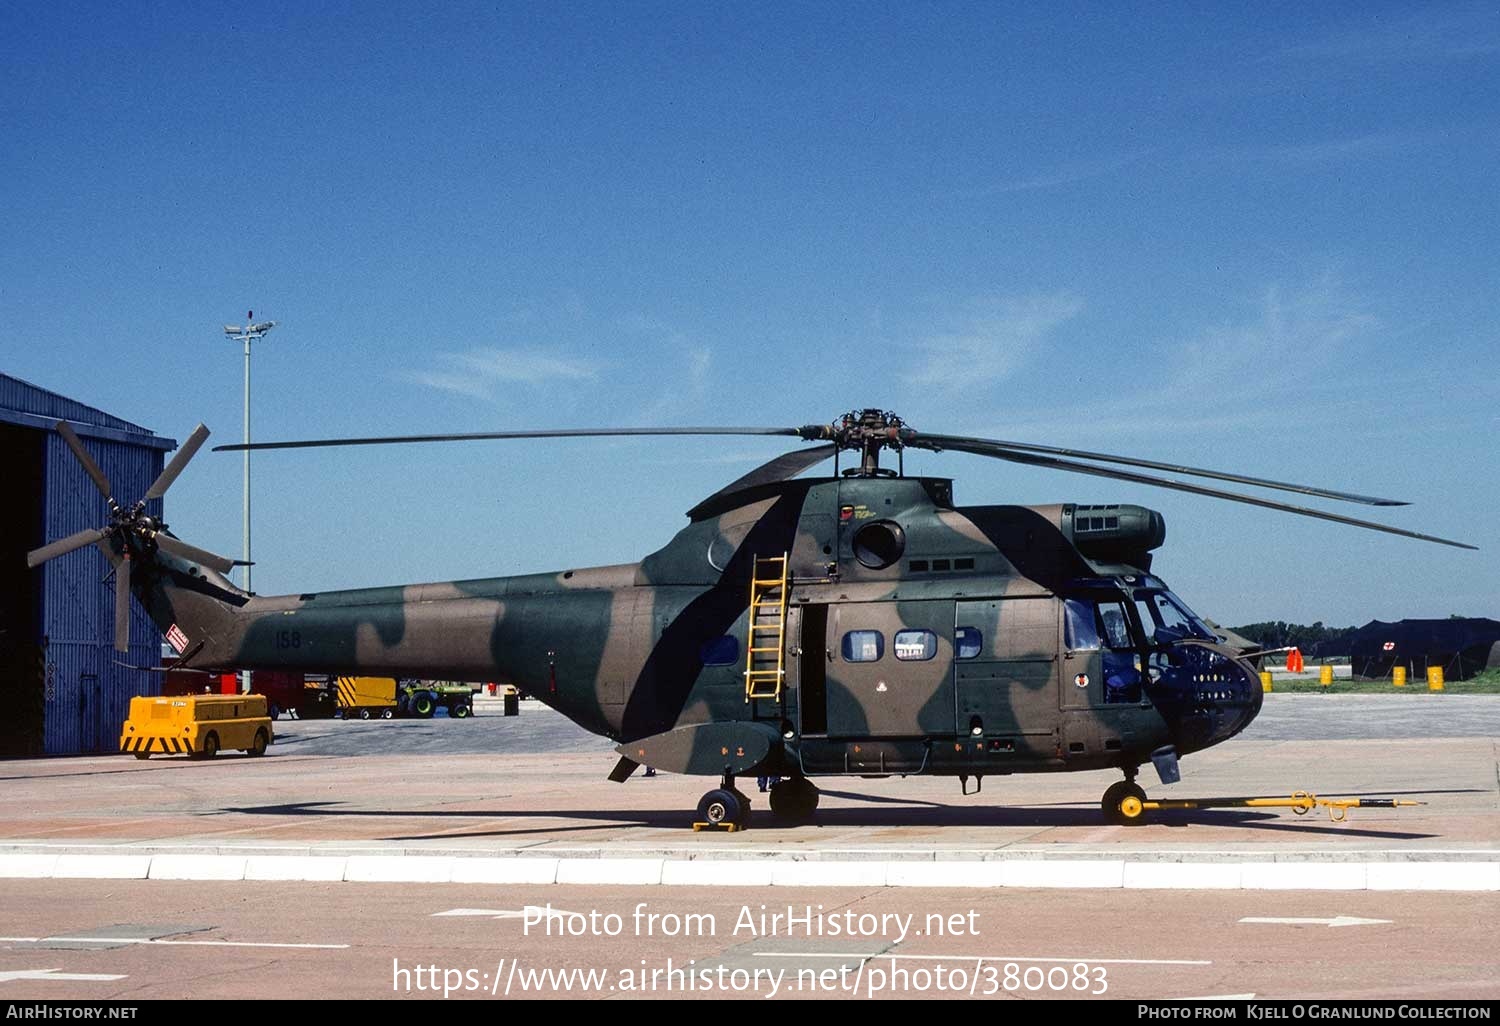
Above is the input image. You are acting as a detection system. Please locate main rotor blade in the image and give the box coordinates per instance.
[144,423,210,500]
[153,533,237,574]
[56,421,113,500]
[213,426,809,452]
[913,431,1407,507]
[26,527,110,568]
[114,554,131,653]
[918,437,1477,550]
[686,443,839,519]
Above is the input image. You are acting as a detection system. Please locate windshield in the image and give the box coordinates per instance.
[1132,590,1216,644]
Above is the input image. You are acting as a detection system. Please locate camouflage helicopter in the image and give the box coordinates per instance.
[27,409,1473,827]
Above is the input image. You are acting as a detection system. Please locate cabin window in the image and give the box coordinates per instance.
[893,629,937,661]
[956,626,983,659]
[1064,600,1101,651]
[841,630,884,662]
[699,636,740,666]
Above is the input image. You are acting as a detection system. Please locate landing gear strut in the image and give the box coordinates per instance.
[1102,768,1148,826]
[696,774,752,829]
[769,777,820,822]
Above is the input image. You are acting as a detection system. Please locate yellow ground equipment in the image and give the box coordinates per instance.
[335,676,398,719]
[121,694,273,760]
[1113,790,1422,825]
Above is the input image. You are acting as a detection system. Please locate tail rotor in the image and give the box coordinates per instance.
[25,420,237,651]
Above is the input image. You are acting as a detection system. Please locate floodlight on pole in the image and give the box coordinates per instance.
[221,312,277,689]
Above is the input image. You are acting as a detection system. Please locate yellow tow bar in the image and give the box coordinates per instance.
[1124,791,1423,823]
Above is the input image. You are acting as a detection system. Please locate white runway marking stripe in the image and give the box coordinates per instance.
[752,952,1212,966]
[433,907,582,919]
[1238,916,1391,927]
[0,968,128,982]
[0,935,348,950]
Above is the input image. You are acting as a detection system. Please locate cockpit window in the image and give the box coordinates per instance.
[1133,590,1214,644]
[1099,601,1135,648]
[1065,598,1137,650]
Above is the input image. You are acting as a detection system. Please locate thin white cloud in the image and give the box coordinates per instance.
[1212,130,1433,165]
[943,150,1151,200]
[402,347,600,400]
[1267,9,1500,63]
[1172,276,1377,390]
[955,276,1382,443]
[909,292,1083,388]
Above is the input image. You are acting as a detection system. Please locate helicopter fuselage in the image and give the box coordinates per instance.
[138,473,1262,784]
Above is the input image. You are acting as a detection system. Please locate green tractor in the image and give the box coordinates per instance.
[396,679,474,719]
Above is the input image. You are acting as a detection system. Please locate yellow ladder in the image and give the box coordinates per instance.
[744,553,789,702]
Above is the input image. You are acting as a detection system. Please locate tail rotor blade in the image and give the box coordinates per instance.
[144,423,210,501]
[153,533,237,575]
[26,526,110,568]
[56,421,113,501]
[115,555,132,653]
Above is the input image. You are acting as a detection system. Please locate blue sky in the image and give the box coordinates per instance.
[3,2,1497,626]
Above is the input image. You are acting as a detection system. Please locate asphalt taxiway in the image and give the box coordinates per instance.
[0,694,1496,1001]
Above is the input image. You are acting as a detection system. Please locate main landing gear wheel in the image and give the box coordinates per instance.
[697,788,750,829]
[1101,780,1148,825]
[769,778,820,822]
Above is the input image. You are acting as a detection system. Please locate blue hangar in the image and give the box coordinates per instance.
[0,373,176,756]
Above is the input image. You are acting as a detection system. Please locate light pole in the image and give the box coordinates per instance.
[222,314,276,691]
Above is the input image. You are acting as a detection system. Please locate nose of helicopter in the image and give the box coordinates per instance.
[1148,643,1265,755]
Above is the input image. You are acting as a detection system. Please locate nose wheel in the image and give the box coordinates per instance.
[1102,779,1148,825]
[696,774,753,830]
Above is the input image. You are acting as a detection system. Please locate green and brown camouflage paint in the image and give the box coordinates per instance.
[121,473,1261,783]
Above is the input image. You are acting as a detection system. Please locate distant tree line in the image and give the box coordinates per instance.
[1231,614,1477,656]
[1229,621,1357,655]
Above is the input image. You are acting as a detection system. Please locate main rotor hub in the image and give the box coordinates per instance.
[799,409,915,476]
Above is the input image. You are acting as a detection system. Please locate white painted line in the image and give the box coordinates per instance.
[751,952,1212,966]
[661,860,775,887]
[0,854,58,878]
[1239,916,1391,928]
[432,907,583,920]
[555,858,664,886]
[450,858,559,885]
[1366,862,1500,892]
[769,861,888,888]
[0,936,347,950]
[245,856,348,882]
[148,854,247,881]
[345,855,454,883]
[885,862,1008,888]
[0,969,128,983]
[6,853,1497,891]
[1001,859,1125,889]
[50,855,151,880]
[1240,862,1366,890]
[1124,862,1243,890]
